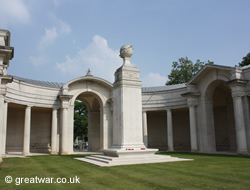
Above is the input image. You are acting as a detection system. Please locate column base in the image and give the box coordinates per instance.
[168,147,174,152]
[1,154,7,158]
[50,151,58,155]
[237,150,248,155]
[23,153,31,156]
[191,149,198,153]
[0,157,2,162]
[60,151,70,155]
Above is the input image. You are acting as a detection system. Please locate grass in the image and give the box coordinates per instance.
[0,152,250,190]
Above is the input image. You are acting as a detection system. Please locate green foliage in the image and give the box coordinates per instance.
[166,57,214,85]
[74,101,88,140]
[237,52,250,67]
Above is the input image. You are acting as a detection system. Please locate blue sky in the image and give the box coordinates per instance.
[1,0,250,87]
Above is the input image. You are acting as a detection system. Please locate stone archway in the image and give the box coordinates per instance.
[201,79,237,153]
[212,82,237,152]
[60,76,113,154]
[75,92,102,152]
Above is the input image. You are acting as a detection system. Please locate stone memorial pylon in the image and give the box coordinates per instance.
[76,45,192,166]
[103,45,158,157]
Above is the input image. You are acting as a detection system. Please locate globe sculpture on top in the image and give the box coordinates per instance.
[120,45,133,66]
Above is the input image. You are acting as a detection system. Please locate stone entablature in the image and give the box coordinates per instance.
[5,78,61,108]
[142,87,188,111]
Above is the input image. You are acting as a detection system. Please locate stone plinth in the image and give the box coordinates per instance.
[103,148,158,158]
[75,154,193,167]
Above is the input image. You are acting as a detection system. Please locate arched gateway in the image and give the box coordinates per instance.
[0,30,250,164]
[59,76,113,154]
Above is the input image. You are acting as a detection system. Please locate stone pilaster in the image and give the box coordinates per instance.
[232,95,248,154]
[227,79,248,154]
[59,95,73,155]
[182,91,200,152]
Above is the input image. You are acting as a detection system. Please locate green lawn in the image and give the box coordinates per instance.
[0,152,250,190]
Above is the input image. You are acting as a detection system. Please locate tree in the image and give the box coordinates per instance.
[74,101,88,140]
[166,57,214,85]
[237,53,250,67]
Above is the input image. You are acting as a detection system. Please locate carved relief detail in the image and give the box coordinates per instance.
[123,71,139,80]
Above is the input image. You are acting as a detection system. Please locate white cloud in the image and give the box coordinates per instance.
[142,72,168,87]
[56,35,122,82]
[30,19,71,66]
[29,55,48,67]
[38,27,58,52]
[58,20,71,35]
[0,0,31,27]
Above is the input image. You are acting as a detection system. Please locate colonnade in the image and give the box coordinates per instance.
[142,105,198,152]
[0,104,59,156]
[142,93,249,154]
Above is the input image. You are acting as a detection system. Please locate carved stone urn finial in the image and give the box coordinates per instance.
[120,45,133,66]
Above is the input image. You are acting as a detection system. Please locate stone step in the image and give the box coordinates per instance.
[75,155,193,167]
[85,156,111,164]
[91,154,172,163]
[75,157,109,167]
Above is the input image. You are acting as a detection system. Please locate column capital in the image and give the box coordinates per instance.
[226,79,247,87]
[58,95,73,109]
[181,91,200,107]
[232,94,245,99]
[227,79,247,98]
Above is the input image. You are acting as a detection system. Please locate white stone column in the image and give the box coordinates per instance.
[167,109,174,151]
[61,108,68,155]
[23,106,31,156]
[1,101,8,156]
[51,108,58,155]
[189,105,198,152]
[0,96,4,162]
[142,111,148,147]
[232,96,248,154]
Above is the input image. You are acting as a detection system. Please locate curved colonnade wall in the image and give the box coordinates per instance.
[1,29,250,158]
[5,63,250,155]
[4,76,114,155]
